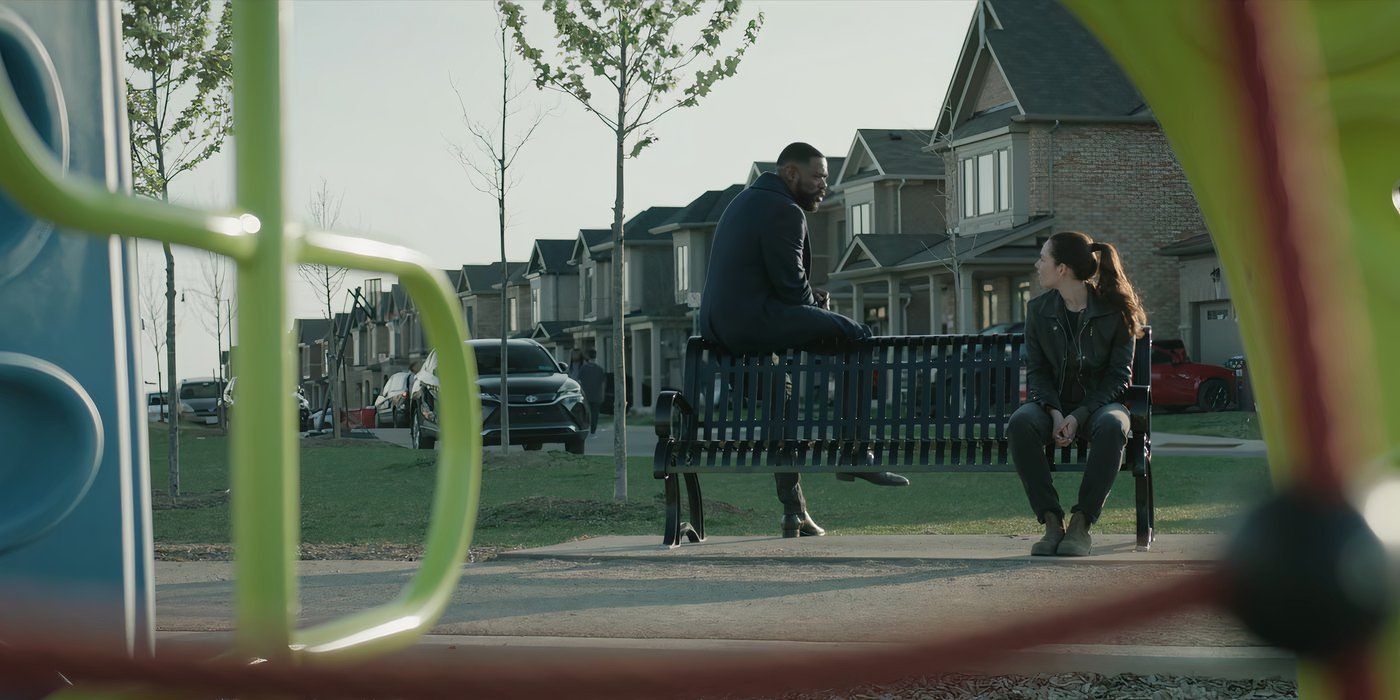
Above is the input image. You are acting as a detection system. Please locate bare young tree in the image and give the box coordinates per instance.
[192,250,235,430]
[124,0,234,498]
[447,4,550,454]
[299,179,349,437]
[502,0,763,500]
[139,261,171,422]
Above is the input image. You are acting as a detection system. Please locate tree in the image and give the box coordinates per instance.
[299,179,349,437]
[124,0,234,498]
[501,0,763,500]
[138,262,171,423]
[192,250,235,431]
[448,5,550,454]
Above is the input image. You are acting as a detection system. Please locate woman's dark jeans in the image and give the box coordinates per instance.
[1007,401,1130,525]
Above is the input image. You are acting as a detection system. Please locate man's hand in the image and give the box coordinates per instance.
[1054,414,1079,447]
[813,288,831,310]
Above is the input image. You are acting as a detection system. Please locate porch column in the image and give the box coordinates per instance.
[887,276,903,335]
[631,327,644,412]
[957,271,975,333]
[851,283,864,325]
[928,273,942,334]
[650,327,663,406]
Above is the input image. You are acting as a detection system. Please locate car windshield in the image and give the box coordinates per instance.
[472,344,558,375]
[180,382,221,400]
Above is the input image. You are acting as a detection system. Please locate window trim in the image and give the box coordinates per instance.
[958,142,1014,221]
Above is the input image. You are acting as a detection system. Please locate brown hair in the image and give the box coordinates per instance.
[1048,231,1147,338]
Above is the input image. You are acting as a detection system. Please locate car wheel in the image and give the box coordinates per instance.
[1197,379,1231,412]
[565,437,586,455]
[411,408,435,450]
[522,442,542,451]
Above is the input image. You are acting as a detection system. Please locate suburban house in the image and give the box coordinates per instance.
[828,0,1210,342]
[457,261,523,341]
[1156,234,1242,364]
[294,317,332,410]
[655,183,744,332]
[825,130,949,335]
[523,238,580,360]
[565,205,682,408]
[493,264,533,339]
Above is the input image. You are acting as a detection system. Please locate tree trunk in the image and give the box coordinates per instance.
[611,33,629,502]
[498,194,510,453]
[164,240,179,499]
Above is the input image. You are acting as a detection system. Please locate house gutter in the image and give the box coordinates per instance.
[1012,113,1157,124]
[1048,119,1061,216]
[895,178,907,234]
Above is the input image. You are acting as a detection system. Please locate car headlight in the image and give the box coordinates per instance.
[556,387,583,400]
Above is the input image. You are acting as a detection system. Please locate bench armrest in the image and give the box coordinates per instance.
[655,390,693,440]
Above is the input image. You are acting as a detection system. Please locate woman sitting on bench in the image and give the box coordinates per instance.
[1009,231,1147,557]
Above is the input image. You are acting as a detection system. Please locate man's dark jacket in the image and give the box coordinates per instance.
[698,172,868,355]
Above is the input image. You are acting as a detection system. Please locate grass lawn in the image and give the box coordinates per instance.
[149,424,1273,550]
[1151,410,1263,441]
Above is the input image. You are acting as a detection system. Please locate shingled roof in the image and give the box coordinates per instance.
[527,239,576,276]
[985,0,1145,119]
[652,184,744,233]
[839,130,943,185]
[460,261,525,294]
[296,318,333,345]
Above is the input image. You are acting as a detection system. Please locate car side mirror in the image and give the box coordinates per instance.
[557,361,568,373]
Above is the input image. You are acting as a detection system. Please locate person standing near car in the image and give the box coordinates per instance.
[1009,231,1147,557]
[577,349,607,435]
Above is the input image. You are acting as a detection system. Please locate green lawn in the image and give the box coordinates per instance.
[1151,411,1264,441]
[150,424,1273,550]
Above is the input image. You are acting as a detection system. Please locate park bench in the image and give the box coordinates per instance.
[653,330,1154,550]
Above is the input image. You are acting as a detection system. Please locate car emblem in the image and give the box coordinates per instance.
[525,394,539,403]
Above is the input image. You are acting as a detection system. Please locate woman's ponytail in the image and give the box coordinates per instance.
[1092,241,1146,338]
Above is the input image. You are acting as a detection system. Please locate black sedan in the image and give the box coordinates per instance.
[408,339,588,453]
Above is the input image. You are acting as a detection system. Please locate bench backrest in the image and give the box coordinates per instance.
[675,329,1151,467]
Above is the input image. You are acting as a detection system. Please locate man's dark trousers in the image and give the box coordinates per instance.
[588,401,605,434]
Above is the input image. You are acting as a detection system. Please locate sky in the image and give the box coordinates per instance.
[143,0,977,387]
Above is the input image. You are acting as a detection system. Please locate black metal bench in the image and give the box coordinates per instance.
[653,329,1154,550]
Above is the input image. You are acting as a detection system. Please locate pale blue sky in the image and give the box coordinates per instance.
[146,0,976,383]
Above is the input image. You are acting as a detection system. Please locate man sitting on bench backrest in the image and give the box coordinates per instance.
[698,142,910,539]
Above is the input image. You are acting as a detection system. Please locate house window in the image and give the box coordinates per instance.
[981,282,999,328]
[301,345,310,380]
[583,266,594,316]
[509,298,519,332]
[849,202,871,236]
[465,306,475,335]
[1015,281,1031,321]
[530,288,540,324]
[675,244,689,292]
[961,147,1012,219]
[623,256,631,307]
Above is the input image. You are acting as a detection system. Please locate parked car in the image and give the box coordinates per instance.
[409,339,588,453]
[979,321,1025,335]
[221,376,313,430]
[1150,339,1235,412]
[179,377,226,425]
[374,371,413,428]
[146,391,174,422]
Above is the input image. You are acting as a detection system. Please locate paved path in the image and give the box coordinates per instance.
[154,535,1287,679]
[371,425,1266,458]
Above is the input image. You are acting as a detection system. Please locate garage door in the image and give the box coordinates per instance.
[1196,300,1243,365]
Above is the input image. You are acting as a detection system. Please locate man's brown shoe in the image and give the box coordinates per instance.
[1030,512,1065,556]
[1058,512,1092,556]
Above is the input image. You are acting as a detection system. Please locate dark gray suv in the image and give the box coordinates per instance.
[409,339,588,453]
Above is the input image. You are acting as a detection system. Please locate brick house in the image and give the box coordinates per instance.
[457,261,523,341]
[825,0,1207,342]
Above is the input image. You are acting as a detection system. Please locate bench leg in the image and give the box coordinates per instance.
[661,474,701,548]
[684,473,706,542]
[1134,461,1155,551]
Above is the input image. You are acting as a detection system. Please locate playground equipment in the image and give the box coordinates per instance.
[0,0,484,677]
[0,0,1396,698]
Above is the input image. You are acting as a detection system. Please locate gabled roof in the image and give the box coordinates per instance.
[936,0,1147,140]
[837,234,949,272]
[460,261,524,295]
[526,239,577,276]
[833,216,1054,275]
[532,320,577,340]
[624,206,683,241]
[651,184,744,234]
[837,130,943,185]
[296,318,333,345]
[443,268,464,290]
[571,228,613,264]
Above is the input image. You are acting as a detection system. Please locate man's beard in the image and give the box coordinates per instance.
[796,188,823,212]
